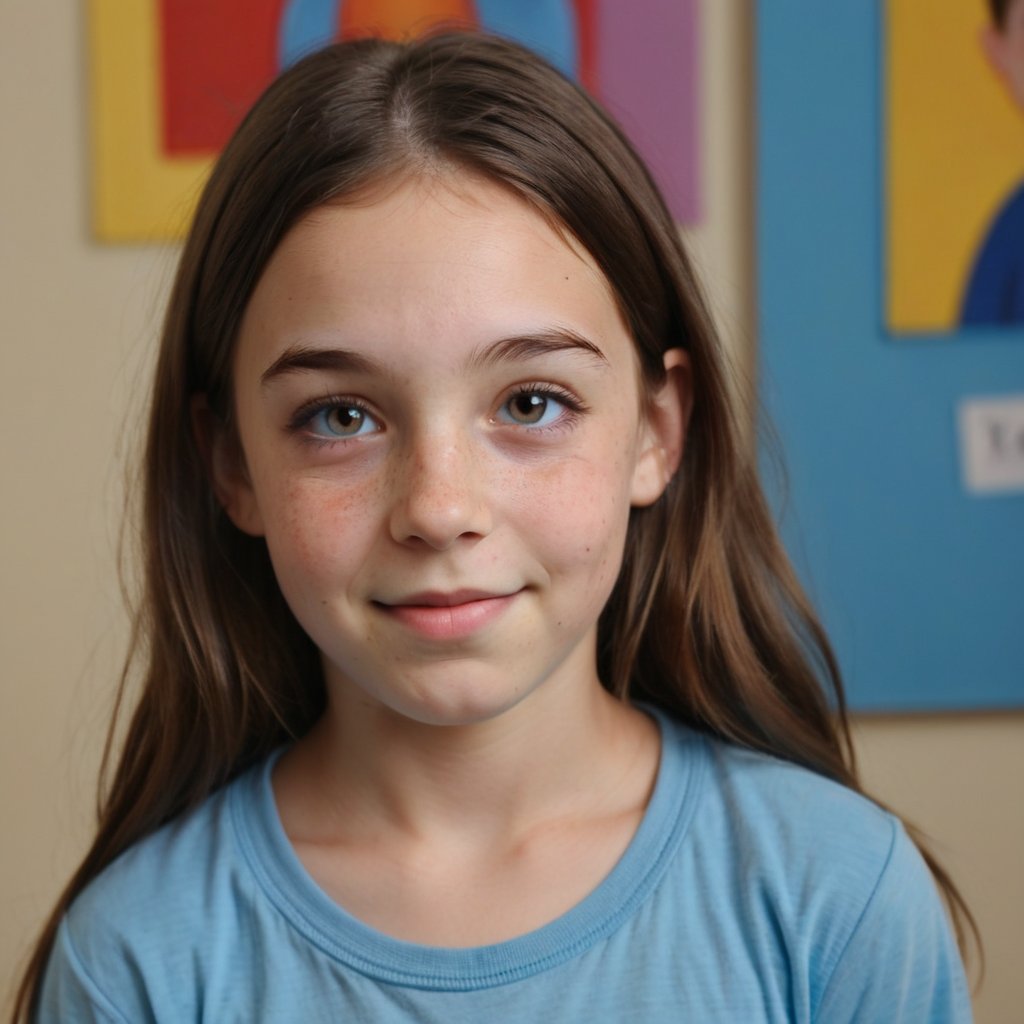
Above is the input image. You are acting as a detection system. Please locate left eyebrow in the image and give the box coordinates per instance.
[468,328,610,371]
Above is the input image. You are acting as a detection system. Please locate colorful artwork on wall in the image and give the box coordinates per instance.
[886,0,1024,332]
[90,0,700,241]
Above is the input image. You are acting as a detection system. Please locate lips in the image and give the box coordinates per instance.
[386,589,509,607]
[373,589,519,640]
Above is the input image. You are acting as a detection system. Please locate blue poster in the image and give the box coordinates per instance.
[756,3,1024,710]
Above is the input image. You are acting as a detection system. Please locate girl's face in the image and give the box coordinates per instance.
[213,173,687,728]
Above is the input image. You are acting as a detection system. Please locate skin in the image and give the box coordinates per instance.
[982,0,1024,108]
[208,171,690,945]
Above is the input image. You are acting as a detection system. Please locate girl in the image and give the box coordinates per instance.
[16,32,974,1022]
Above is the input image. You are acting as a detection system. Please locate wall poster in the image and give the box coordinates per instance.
[757,2,1023,711]
[887,0,1024,332]
[90,0,701,241]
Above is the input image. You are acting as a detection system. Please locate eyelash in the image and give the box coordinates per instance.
[286,383,588,447]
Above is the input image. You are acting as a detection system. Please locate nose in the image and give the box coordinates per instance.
[388,432,493,550]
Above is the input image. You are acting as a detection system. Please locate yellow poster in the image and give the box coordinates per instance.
[90,0,211,241]
[887,0,1024,331]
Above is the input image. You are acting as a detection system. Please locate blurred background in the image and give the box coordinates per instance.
[1,2,1021,1019]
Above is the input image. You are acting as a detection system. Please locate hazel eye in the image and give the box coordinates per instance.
[497,390,569,428]
[308,402,380,438]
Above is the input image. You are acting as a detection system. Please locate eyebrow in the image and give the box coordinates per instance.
[468,328,609,371]
[260,345,376,385]
[259,327,608,386]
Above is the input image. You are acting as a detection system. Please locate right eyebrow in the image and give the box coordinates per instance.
[260,345,380,386]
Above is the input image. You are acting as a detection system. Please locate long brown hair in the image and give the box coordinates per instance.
[13,31,978,1019]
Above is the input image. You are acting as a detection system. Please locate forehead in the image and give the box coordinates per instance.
[235,172,637,379]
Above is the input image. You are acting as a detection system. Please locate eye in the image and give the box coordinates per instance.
[496,387,577,428]
[305,401,381,438]
[495,385,585,430]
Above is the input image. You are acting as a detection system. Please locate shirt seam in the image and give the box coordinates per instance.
[58,919,134,1024]
[811,813,899,1020]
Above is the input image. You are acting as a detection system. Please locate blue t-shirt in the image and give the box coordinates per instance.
[961,179,1024,325]
[38,710,972,1022]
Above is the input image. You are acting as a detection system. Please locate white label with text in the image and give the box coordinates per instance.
[958,394,1024,494]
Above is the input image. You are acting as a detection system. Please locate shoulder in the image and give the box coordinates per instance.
[972,179,1024,259]
[663,721,898,877]
[659,721,902,927]
[697,734,929,928]
[972,181,1024,272]
[68,779,240,939]
[39,765,265,1020]
[989,180,1024,232]
[667,726,972,1020]
[961,178,1024,323]
[705,736,896,867]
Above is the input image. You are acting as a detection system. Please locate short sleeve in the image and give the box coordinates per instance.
[35,918,134,1024]
[814,821,972,1023]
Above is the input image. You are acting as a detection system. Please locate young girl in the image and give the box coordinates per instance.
[16,32,974,1022]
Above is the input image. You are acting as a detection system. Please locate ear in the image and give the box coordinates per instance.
[191,394,265,536]
[630,348,693,507]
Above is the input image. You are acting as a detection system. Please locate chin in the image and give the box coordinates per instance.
[327,659,537,731]
[386,684,531,730]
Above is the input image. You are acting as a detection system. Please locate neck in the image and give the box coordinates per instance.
[275,667,657,848]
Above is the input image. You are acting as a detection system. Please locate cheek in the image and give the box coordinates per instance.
[257,472,380,588]
[507,435,637,581]
[1008,35,1024,73]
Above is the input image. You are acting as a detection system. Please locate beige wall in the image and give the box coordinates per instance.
[1,2,1020,1019]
